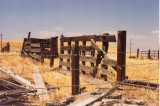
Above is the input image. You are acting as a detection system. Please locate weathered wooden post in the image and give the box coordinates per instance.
[117,31,126,82]
[67,41,71,70]
[50,37,54,67]
[137,48,139,58]
[41,44,44,65]
[71,44,79,95]
[82,41,86,75]
[148,49,151,59]
[28,32,31,40]
[59,35,64,68]
[158,50,159,59]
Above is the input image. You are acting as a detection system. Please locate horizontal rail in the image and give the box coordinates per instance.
[60,35,116,42]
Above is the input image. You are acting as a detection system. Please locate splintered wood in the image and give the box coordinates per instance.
[33,67,50,101]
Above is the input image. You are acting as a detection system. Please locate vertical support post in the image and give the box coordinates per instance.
[50,37,54,67]
[148,49,151,59]
[28,32,31,40]
[137,48,139,58]
[59,35,64,68]
[82,41,86,75]
[158,50,159,59]
[91,41,95,76]
[41,44,44,65]
[1,34,2,52]
[117,31,126,82]
[71,44,79,95]
[67,42,71,70]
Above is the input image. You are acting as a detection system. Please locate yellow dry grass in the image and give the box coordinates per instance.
[0,40,159,105]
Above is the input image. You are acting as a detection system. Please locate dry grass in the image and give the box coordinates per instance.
[0,40,159,105]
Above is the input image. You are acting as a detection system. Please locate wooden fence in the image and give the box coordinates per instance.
[137,49,159,59]
[1,42,10,52]
[59,31,126,94]
[21,32,58,66]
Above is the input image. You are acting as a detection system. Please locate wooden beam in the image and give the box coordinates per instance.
[0,67,34,88]
[0,78,27,89]
[117,31,126,81]
[91,39,117,67]
[29,53,41,60]
[70,85,119,106]
[33,67,50,101]
[30,43,41,48]
[59,61,71,67]
[79,65,94,73]
[97,69,115,77]
[71,44,79,95]
[79,56,96,63]
[60,35,116,42]
[60,54,72,59]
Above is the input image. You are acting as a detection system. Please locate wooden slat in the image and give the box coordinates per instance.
[79,56,96,63]
[60,54,71,59]
[24,41,30,45]
[60,35,116,42]
[91,39,117,67]
[30,43,41,48]
[0,67,34,88]
[79,65,94,73]
[0,78,27,89]
[29,53,41,60]
[23,51,28,56]
[30,48,41,53]
[70,85,119,106]
[33,67,50,101]
[97,69,115,77]
[59,61,71,67]
[61,46,92,51]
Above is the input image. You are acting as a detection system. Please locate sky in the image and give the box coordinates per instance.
[0,0,159,51]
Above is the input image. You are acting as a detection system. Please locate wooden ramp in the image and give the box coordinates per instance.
[0,67,34,88]
[33,67,50,101]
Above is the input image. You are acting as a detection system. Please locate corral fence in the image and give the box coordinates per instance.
[1,42,10,52]
[137,48,159,59]
[59,31,126,95]
[21,32,58,67]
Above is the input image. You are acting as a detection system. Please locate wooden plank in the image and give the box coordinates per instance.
[30,48,41,53]
[33,67,50,101]
[70,85,119,106]
[30,43,40,48]
[91,39,117,67]
[29,53,41,60]
[59,61,71,67]
[59,68,110,84]
[60,35,116,42]
[61,46,92,51]
[97,69,115,77]
[24,41,30,45]
[79,56,96,63]
[0,67,34,88]
[0,78,27,89]
[50,37,54,67]
[79,65,94,73]
[60,54,72,59]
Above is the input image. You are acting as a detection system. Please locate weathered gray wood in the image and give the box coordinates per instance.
[30,48,41,53]
[59,61,71,67]
[91,39,117,67]
[97,69,115,77]
[0,67,34,88]
[60,54,71,59]
[33,67,50,101]
[61,46,92,51]
[70,85,119,106]
[29,53,41,60]
[0,78,27,89]
[60,35,116,42]
[79,56,96,63]
[30,43,41,47]
[59,68,109,84]
[79,65,95,73]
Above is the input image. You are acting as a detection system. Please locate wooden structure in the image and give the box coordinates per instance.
[21,32,58,66]
[59,33,117,83]
[1,42,10,52]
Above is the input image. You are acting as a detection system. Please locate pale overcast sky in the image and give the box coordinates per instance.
[0,0,158,51]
